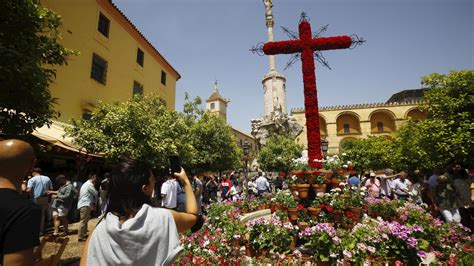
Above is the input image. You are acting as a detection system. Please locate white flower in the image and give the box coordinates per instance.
[360,192,365,196]
[343,164,348,168]
[342,153,347,156]
[347,161,352,165]
[339,182,346,186]
[360,187,367,191]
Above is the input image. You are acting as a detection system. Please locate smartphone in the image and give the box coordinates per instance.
[169,155,181,174]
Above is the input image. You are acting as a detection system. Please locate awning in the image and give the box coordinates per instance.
[32,121,103,157]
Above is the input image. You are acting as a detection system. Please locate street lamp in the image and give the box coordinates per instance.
[321,138,329,158]
[242,140,250,178]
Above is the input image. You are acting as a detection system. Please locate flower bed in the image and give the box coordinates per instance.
[175,190,473,265]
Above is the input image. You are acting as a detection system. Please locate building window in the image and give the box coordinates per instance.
[133,81,143,95]
[90,53,107,84]
[98,13,110,37]
[377,122,384,132]
[343,123,350,134]
[161,70,166,86]
[136,48,144,66]
[240,139,243,146]
[210,103,215,110]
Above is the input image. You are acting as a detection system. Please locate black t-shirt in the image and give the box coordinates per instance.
[0,188,41,263]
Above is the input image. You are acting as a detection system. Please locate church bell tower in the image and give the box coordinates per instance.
[206,81,230,122]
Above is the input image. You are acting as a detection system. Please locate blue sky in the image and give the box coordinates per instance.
[114,0,473,133]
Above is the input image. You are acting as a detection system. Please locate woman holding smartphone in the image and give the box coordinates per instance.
[80,159,198,265]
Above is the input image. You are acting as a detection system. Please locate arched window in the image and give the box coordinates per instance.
[336,112,361,135]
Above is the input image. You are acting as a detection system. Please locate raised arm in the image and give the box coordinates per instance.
[170,168,198,232]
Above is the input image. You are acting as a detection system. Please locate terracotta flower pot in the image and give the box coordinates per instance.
[289,236,297,249]
[312,183,327,195]
[316,260,331,266]
[306,175,315,184]
[307,207,322,219]
[290,170,304,175]
[367,209,378,219]
[288,207,298,221]
[296,184,311,199]
[289,184,298,196]
[232,239,241,247]
[333,210,343,224]
[347,206,363,221]
[331,178,343,189]
[245,243,255,257]
[298,221,310,231]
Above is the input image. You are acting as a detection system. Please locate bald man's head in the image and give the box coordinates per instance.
[0,139,35,188]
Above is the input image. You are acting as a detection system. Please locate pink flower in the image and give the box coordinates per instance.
[343,250,352,259]
[367,246,376,253]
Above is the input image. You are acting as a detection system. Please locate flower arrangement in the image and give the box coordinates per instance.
[247,218,296,254]
[177,187,473,265]
[366,197,401,219]
[299,223,340,262]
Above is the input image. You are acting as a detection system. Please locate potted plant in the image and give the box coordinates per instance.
[307,197,323,219]
[346,187,366,222]
[298,207,312,231]
[331,195,349,225]
[299,223,339,264]
[247,218,296,256]
[284,194,298,222]
[296,179,311,200]
[311,175,327,195]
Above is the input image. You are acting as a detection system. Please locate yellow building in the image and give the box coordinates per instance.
[41,0,181,121]
[291,100,427,154]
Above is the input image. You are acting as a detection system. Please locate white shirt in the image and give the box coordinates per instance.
[77,180,98,209]
[161,179,178,209]
[379,175,393,196]
[392,178,412,196]
[87,204,182,265]
[256,176,269,191]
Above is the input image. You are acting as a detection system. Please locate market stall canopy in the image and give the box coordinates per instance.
[32,121,103,157]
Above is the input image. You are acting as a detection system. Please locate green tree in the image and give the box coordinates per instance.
[393,71,474,170]
[0,0,75,136]
[340,135,394,171]
[65,95,194,171]
[188,112,242,173]
[258,135,303,173]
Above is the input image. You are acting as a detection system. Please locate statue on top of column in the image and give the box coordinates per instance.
[263,0,273,19]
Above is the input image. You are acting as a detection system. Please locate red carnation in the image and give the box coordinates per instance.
[209,245,217,252]
[297,204,305,211]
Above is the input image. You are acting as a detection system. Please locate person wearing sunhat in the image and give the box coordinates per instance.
[364,172,381,198]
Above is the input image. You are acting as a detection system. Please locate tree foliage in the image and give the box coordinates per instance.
[393,70,474,170]
[66,95,193,171]
[258,134,303,172]
[340,136,394,171]
[188,112,242,173]
[0,0,75,136]
[339,70,474,172]
[67,94,242,173]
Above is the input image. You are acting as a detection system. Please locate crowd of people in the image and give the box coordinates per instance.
[344,167,474,230]
[1,138,472,265]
